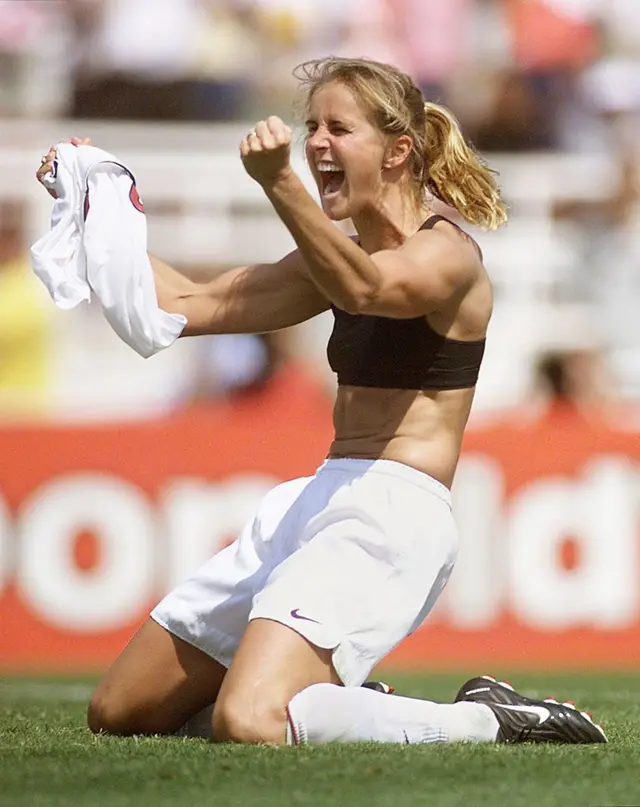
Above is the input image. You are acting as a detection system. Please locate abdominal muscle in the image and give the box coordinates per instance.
[328,385,477,489]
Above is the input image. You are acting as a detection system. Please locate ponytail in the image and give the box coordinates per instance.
[423,102,507,230]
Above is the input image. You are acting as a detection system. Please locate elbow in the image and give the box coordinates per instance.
[338,298,363,315]
[335,287,379,316]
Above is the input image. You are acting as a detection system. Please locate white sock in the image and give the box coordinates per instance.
[286,683,499,745]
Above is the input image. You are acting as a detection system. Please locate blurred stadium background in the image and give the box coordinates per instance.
[0,0,639,675]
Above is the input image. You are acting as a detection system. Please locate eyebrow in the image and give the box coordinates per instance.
[304,118,352,127]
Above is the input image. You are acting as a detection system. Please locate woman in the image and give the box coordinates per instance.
[37,57,605,746]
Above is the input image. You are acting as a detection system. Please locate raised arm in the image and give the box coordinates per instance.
[152,250,330,337]
[240,118,481,320]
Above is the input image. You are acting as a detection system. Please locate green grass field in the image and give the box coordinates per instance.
[1,671,639,807]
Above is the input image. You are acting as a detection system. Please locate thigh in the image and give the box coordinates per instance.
[88,618,227,735]
[221,617,341,698]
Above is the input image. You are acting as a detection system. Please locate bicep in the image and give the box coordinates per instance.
[360,235,476,319]
[178,250,330,336]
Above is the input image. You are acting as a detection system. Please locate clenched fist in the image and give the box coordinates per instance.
[239,116,293,187]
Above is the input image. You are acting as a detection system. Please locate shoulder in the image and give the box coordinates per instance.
[400,220,482,289]
[407,218,480,261]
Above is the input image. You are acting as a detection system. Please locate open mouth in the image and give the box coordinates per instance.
[317,165,346,199]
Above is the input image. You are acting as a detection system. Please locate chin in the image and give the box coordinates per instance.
[321,198,350,221]
[326,210,350,222]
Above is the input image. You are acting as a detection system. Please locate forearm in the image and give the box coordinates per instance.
[149,254,198,312]
[149,254,224,336]
[263,172,382,312]
[149,254,228,335]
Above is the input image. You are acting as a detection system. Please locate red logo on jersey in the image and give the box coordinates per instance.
[129,181,145,213]
[83,181,144,219]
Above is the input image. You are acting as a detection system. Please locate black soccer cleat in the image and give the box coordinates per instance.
[454,675,607,744]
[361,681,395,695]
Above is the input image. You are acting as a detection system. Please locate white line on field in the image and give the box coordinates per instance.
[0,681,94,702]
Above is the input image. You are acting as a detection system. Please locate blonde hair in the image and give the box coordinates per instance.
[294,57,507,230]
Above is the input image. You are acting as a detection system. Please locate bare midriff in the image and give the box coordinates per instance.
[328,384,477,489]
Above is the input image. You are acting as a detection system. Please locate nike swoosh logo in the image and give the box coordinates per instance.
[495,704,551,724]
[290,609,321,624]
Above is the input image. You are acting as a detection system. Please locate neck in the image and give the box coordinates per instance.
[351,192,432,254]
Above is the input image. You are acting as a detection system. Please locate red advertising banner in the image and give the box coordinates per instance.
[1,369,639,672]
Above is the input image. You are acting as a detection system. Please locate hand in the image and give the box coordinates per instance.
[36,137,93,198]
[240,116,293,187]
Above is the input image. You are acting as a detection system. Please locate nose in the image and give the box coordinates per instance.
[307,127,330,152]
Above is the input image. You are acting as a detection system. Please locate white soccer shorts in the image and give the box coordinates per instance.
[151,457,458,686]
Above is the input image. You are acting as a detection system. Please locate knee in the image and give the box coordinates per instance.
[87,687,127,735]
[212,695,286,745]
[87,685,149,736]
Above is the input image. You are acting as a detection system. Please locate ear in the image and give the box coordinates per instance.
[383,135,413,170]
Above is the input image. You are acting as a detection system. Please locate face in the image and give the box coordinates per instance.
[305,82,388,221]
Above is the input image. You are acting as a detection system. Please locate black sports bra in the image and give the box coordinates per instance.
[326,215,486,390]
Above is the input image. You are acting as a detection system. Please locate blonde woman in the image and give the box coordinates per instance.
[38,57,605,746]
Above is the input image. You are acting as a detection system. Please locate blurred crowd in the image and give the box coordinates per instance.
[0,0,639,420]
[0,0,638,148]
